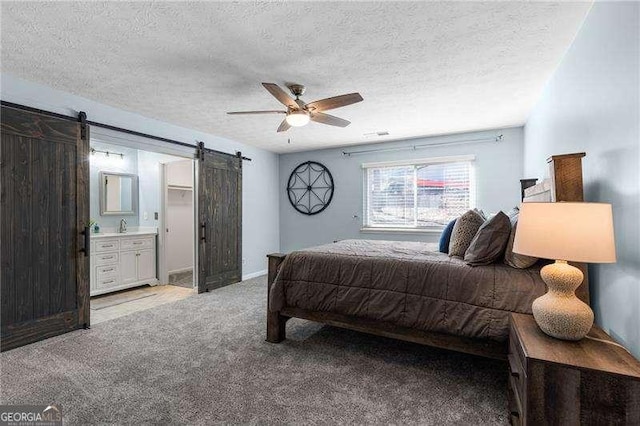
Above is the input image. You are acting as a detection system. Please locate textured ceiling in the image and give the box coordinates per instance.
[1,1,591,153]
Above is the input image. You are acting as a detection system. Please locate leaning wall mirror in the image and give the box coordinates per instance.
[99,171,138,216]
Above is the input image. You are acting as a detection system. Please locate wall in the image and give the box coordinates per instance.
[279,127,524,252]
[166,160,194,273]
[1,73,280,278]
[90,143,188,231]
[523,2,639,357]
[89,141,140,229]
[136,150,185,229]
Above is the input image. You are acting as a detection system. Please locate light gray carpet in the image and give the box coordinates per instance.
[1,275,508,425]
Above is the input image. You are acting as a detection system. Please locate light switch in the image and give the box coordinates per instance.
[143,211,148,220]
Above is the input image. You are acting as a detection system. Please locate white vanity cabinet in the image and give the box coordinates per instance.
[120,251,138,286]
[90,232,158,296]
[137,249,156,281]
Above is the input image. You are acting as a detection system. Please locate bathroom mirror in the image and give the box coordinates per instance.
[99,171,138,216]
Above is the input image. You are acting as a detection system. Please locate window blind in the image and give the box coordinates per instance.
[363,157,475,228]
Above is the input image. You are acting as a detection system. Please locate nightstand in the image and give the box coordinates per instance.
[508,313,640,425]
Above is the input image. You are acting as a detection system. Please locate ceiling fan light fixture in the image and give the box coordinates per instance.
[285,110,310,127]
[227,83,362,132]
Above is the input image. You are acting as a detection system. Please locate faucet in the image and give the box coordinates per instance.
[119,219,127,233]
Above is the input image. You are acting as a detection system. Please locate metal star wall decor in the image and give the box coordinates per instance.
[287,161,334,215]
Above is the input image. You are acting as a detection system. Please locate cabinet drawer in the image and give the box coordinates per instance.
[508,351,525,416]
[96,264,119,278]
[508,322,526,417]
[96,275,119,289]
[507,373,522,425]
[95,252,119,266]
[509,326,526,369]
[95,239,119,252]
[90,256,96,291]
[120,237,154,251]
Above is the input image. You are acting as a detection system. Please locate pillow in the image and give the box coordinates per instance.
[448,210,485,257]
[504,217,539,269]
[474,208,487,220]
[438,219,457,253]
[464,211,511,266]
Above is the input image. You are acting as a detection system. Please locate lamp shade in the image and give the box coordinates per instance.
[513,202,616,263]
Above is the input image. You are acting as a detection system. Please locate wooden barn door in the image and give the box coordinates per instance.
[1,105,90,351]
[197,144,242,293]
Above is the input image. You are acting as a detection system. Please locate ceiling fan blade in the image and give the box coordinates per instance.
[310,112,350,127]
[277,118,291,133]
[227,110,286,115]
[262,83,298,109]
[306,93,363,112]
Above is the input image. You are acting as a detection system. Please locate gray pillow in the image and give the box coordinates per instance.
[464,211,511,266]
[503,217,539,269]
[448,210,485,257]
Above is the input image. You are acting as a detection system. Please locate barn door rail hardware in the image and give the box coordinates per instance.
[0,100,252,161]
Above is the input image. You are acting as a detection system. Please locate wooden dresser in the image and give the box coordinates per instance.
[508,313,640,425]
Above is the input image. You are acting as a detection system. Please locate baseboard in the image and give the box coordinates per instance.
[168,267,193,275]
[242,269,267,281]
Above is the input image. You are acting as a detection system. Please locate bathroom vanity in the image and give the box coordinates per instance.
[90,231,158,296]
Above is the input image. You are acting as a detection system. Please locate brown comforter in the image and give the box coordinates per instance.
[269,239,546,341]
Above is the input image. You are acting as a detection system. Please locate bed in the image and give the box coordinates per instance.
[266,152,589,360]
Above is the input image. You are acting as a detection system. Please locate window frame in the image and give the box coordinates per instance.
[361,155,476,232]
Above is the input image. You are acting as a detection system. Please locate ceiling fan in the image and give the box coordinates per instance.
[227,83,363,133]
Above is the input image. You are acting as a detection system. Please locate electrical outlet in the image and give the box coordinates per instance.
[143,211,148,220]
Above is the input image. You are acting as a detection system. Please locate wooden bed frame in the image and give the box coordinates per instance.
[266,152,589,360]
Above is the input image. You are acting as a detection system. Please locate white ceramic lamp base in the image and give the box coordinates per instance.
[532,260,594,341]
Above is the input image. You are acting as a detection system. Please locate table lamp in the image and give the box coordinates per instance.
[513,202,616,340]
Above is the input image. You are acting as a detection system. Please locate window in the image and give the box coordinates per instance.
[362,156,475,230]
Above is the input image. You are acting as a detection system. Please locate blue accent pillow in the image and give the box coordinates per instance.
[439,219,457,253]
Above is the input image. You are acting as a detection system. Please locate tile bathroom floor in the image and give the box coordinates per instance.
[91,285,195,324]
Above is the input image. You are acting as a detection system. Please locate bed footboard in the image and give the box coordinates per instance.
[266,253,289,343]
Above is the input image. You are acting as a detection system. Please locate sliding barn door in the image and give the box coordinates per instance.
[1,106,90,351]
[197,146,242,293]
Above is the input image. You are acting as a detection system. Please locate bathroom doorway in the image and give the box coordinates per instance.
[88,139,197,324]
